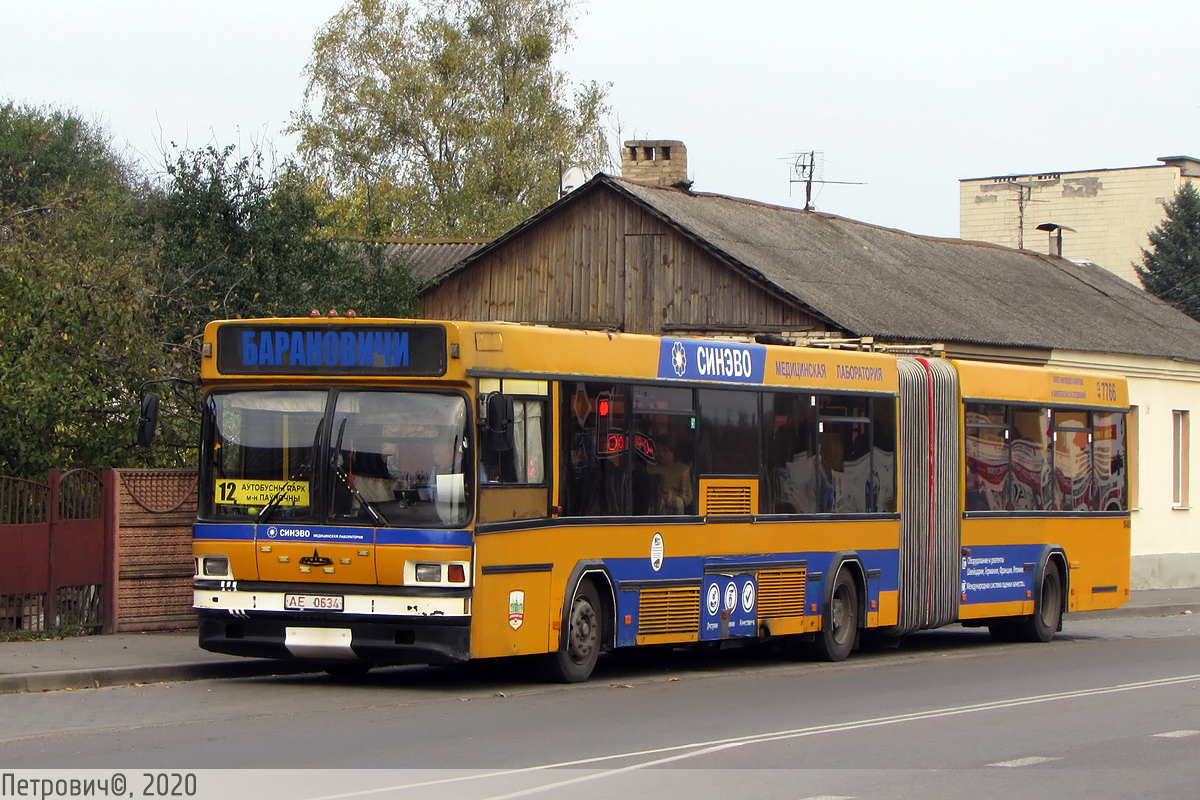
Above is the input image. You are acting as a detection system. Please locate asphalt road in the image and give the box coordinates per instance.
[0,614,1197,800]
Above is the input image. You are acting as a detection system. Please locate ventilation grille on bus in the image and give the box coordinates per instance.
[638,587,701,636]
[700,479,758,516]
[756,568,807,618]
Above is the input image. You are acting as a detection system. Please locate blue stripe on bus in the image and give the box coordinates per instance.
[193,523,471,547]
[258,524,373,544]
[605,543,1046,608]
[194,523,255,541]
[960,543,1043,604]
[607,549,901,647]
[856,550,900,592]
[375,528,472,547]
[657,338,767,384]
[605,550,900,591]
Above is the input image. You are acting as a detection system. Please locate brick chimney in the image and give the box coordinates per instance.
[620,140,690,188]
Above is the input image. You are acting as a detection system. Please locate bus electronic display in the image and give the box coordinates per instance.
[215,323,447,376]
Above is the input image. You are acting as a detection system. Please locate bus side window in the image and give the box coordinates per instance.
[1010,408,1052,511]
[964,402,1009,512]
[1053,409,1093,511]
[764,392,816,514]
[480,397,547,485]
[872,396,897,513]
[560,382,631,517]
[1093,411,1127,511]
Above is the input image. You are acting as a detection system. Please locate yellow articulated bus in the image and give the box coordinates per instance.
[184,317,1129,682]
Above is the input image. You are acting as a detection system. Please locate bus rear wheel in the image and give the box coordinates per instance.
[1017,564,1064,643]
[812,569,859,662]
[543,580,602,683]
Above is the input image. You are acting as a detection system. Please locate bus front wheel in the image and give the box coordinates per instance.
[812,569,859,662]
[543,580,601,683]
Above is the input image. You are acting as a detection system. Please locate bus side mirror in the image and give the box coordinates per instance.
[137,393,160,447]
[482,392,514,452]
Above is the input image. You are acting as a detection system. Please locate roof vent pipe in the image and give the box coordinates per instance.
[1036,222,1076,258]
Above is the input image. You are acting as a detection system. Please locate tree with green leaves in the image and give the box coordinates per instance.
[0,100,424,478]
[289,0,610,238]
[0,102,172,476]
[145,143,421,366]
[1136,180,1200,321]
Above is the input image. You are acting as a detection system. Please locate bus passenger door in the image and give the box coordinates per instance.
[472,381,555,657]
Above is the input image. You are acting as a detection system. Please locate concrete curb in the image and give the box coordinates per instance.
[1072,603,1197,620]
[0,659,318,695]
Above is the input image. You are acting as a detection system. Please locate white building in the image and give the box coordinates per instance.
[960,156,1200,284]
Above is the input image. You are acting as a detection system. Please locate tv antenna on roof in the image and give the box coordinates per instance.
[787,150,863,211]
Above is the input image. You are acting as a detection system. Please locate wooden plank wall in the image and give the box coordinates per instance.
[421,186,824,336]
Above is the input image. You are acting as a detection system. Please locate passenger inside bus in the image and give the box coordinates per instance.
[647,440,693,515]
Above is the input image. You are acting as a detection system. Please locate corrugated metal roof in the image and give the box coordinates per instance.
[605,176,1200,362]
[383,239,488,284]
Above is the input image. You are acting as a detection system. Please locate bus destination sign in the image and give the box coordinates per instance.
[216,324,447,376]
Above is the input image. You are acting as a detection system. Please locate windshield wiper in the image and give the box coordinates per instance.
[329,417,387,526]
[256,419,324,524]
[343,479,388,526]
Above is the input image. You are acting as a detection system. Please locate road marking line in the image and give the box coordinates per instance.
[1154,729,1200,738]
[989,756,1062,767]
[300,672,1200,800]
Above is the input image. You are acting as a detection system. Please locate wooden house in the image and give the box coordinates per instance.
[417,140,1200,590]
[420,141,1200,366]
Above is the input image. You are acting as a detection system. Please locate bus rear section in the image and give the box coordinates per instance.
[952,360,1131,639]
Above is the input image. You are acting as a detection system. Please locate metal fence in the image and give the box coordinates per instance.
[0,470,105,632]
[0,469,197,634]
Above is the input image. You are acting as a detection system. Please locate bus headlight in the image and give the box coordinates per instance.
[415,563,442,583]
[200,555,230,577]
[408,561,469,585]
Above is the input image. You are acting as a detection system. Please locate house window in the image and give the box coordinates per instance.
[1173,410,1189,508]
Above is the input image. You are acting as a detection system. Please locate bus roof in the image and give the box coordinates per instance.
[953,358,1127,409]
[201,317,901,394]
[202,319,1129,408]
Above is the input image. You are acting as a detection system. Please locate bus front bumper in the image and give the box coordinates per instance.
[197,611,472,665]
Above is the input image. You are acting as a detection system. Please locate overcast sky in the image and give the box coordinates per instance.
[2,0,1196,238]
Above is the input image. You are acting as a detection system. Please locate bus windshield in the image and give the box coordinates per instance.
[202,389,472,527]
